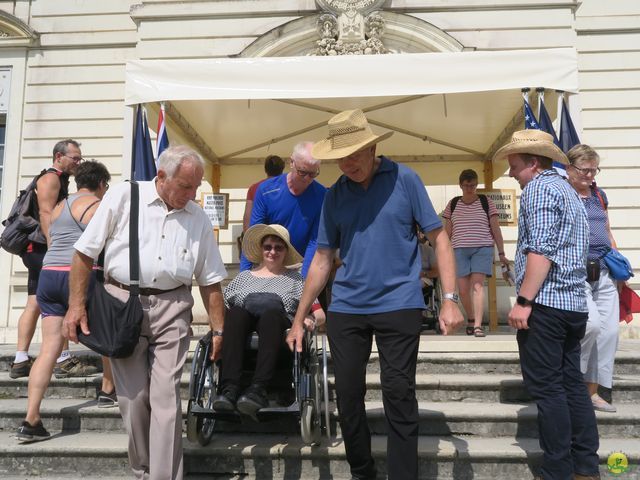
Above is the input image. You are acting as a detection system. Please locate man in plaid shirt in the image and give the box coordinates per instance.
[494,130,600,480]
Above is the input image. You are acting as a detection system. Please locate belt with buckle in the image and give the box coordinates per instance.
[106,279,183,296]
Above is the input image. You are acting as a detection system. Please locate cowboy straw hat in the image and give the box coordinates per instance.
[242,224,302,266]
[493,129,568,165]
[312,109,394,160]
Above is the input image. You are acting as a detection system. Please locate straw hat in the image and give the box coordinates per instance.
[242,224,302,266]
[312,109,393,160]
[493,129,568,165]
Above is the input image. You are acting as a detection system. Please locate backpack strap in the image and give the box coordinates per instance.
[451,195,491,221]
[478,194,490,220]
[450,196,461,215]
[593,187,607,211]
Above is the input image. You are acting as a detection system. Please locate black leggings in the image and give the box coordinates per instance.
[219,306,289,387]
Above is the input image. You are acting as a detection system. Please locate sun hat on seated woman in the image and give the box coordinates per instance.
[242,223,303,267]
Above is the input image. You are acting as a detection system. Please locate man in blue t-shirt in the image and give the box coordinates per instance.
[239,141,326,278]
[287,110,463,480]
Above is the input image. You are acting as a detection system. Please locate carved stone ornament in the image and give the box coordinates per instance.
[0,30,9,38]
[314,0,388,56]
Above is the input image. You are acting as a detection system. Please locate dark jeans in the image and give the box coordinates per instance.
[219,305,289,387]
[328,309,422,480]
[517,303,600,480]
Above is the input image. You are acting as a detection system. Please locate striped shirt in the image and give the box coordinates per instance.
[515,169,588,312]
[442,196,498,248]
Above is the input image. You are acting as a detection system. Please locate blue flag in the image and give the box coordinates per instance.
[525,97,566,177]
[132,105,157,181]
[559,99,580,153]
[523,100,539,129]
[538,98,560,147]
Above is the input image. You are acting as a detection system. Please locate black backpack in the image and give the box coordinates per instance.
[450,194,490,221]
[0,168,55,255]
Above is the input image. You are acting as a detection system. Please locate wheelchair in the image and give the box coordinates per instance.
[421,277,442,333]
[186,328,330,447]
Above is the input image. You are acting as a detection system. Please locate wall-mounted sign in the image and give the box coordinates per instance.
[477,189,517,226]
[200,193,229,229]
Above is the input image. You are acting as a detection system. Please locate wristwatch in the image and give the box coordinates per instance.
[516,295,534,307]
[443,292,459,304]
[211,330,224,337]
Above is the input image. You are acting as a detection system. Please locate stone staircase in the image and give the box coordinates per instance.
[0,335,639,479]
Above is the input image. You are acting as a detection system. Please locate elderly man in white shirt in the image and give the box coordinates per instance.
[63,145,227,480]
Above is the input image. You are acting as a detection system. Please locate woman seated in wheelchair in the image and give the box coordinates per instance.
[213,224,324,417]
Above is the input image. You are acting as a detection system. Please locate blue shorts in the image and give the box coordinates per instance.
[454,246,494,277]
[36,270,96,318]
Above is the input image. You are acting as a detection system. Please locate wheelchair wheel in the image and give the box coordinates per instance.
[299,332,324,445]
[186,332,217,446]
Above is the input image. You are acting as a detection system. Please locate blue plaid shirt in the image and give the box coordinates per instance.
[515,169,589,312]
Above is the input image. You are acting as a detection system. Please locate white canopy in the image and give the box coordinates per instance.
[124,48,579,180]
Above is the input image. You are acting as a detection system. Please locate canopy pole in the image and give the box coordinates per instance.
[484,159,498,332]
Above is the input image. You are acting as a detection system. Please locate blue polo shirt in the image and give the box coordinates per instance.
[318,156,442,314]
[240,174,327,277]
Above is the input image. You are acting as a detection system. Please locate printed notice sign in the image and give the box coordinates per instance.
[477,189,517,226]
[200,193,229,229]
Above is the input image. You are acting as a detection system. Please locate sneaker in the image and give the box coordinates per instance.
[16,420,50,443]
[591,393,616,413]
[96,389,118,408]
[212,383,239,412]
[10,357,34,379]
[53,356,99,379]
[236,383,268,418]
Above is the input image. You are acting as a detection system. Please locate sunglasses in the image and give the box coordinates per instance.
[262,243,286,253]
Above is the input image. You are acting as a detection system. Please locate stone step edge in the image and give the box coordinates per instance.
[1,398,638,422]
[1,431,638,463]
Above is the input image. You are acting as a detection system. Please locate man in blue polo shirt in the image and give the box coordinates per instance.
[240,141,326,278]
[287,109,463,480]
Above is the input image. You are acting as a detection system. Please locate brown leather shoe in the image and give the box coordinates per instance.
[574,474,601,480]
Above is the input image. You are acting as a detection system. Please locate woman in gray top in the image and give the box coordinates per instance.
[16,161,111,442]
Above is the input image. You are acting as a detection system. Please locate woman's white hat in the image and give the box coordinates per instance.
[242,224,302,266]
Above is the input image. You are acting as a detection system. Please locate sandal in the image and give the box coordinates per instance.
[466,320,475,335]
[473,327,486,338]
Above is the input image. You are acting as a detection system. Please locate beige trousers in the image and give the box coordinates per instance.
[107,284,193,480]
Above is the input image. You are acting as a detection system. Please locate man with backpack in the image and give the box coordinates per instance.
[8,139,97,380]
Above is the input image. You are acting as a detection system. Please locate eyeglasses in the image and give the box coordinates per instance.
[571,165,600,176]
[64,154,84,163]
[291,162,319,179]
[262,243,286,253]
[104,182,110,190]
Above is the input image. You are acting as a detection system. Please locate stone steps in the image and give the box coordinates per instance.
[1,431,639,479]
[1,338,639,478]
[3,370,640,404]
[1,397,637,439]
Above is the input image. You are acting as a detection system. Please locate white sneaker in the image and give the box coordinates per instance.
[591,393,616,412]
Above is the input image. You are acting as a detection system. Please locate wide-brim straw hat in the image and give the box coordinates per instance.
[312,109,393,160]
[493,129,568,165]
[243,224,302,267]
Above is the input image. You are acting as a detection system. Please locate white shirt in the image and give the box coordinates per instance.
[74,179,227,289]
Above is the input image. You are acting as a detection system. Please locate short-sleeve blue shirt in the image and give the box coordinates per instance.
[317,156,442,314]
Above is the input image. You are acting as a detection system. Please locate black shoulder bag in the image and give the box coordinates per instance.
[78,181,144,358]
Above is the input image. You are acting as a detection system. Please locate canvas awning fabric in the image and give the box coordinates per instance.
[124,48,579,180]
